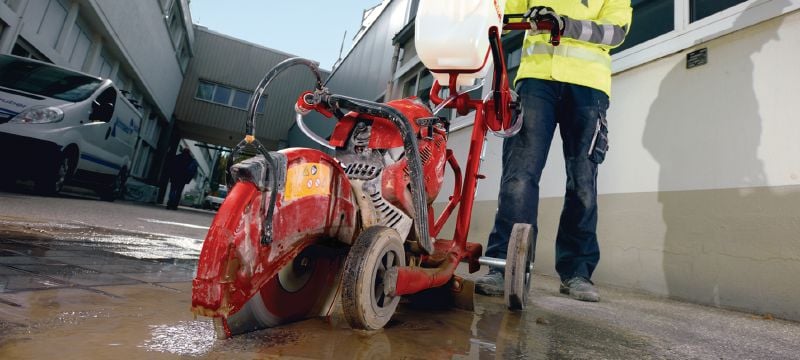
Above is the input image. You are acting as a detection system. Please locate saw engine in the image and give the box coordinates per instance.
[330,97,448,242]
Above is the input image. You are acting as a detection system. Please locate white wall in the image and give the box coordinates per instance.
[436,9,800,319]
[441,9,800,202]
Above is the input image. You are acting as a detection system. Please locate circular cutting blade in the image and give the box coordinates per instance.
[223,246,344,336]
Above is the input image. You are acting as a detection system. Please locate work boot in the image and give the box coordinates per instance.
[475,269,504,296]
[559,277,599,302]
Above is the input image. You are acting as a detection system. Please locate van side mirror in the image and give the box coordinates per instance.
[90,100,114,122]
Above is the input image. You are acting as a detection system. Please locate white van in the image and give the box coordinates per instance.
[0,54,142,201]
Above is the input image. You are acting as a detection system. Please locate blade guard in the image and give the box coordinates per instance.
[191,149,358,321]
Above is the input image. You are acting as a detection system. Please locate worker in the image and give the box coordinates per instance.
[476,0,632,302]
[166,147,198,210]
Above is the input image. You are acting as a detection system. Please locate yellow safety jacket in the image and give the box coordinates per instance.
[505,0,632,96]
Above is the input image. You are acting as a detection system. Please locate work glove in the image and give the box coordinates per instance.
[524,6,565,36]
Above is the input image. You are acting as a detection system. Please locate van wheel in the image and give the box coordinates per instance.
[0,175,16,190]
[35,155,69,196]
[100,169,127,202]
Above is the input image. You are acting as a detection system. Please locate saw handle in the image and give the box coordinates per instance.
[503,13,561,46]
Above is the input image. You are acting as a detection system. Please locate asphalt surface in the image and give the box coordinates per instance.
[1,189,799,359]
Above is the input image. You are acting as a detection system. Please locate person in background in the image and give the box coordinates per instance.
[475,0,632,302]
[166,147,198,210]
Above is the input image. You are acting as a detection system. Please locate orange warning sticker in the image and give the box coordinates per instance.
[284,162,331,201]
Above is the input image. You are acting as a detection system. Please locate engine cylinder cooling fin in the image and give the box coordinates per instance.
[364,180,413,240]
[344,162,381,180]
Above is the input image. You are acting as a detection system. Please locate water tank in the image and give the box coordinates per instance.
[415,0,506,87]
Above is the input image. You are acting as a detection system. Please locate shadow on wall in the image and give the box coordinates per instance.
[642,1,799,319]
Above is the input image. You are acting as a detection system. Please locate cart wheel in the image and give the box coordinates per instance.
[504,223,534,310]
[222,246,344,337]
[342,226,405,330]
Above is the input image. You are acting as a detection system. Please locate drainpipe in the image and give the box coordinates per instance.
[385,44,401,100]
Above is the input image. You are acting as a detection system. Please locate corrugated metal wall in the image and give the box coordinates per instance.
[175,27,329,149]
[290,0,410,149]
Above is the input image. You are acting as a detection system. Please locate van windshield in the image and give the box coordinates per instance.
[0,56,102,102]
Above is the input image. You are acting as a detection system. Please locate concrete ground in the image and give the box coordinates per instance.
[0,190,799,359]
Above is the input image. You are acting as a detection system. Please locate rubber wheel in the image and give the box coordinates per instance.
[341,226,405,330]
[223,245,344,337]
[504,223,534,310]
[100,169,126,202]
[0,175,16,190]
[35,155,68,195]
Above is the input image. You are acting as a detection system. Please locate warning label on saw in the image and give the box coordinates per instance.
[284,163,331,201]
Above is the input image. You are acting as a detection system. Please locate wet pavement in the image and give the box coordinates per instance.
[1,192,800,359]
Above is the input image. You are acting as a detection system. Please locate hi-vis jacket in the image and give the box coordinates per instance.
[505,0,632,96]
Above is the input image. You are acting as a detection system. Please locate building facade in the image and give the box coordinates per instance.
[303,0,800,321]
[175,26,331,151]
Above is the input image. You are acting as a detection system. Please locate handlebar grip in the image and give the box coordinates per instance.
[501,20,560,46]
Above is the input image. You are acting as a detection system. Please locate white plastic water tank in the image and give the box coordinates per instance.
[414,0,506,87]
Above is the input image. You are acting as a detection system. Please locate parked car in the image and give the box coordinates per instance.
[0,54,142,201]
[203,185,228,210]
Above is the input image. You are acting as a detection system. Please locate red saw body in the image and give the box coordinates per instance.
[192,7,538,337]
[192,99,450,337]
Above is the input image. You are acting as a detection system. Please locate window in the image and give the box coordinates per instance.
[98,53,113,79]
[416,70,433,104]
[168,2,181,34]
[11,39,49,62]
[231,90,250,109]
[212,86,231,104]
[402,77,417,98]
[613,0,674,54]
[195,80,265,112]
[94,87,117,122]
[196,81,214,101]
[613,0,797,72]
[67,23,91,70]
[132,144,154,178]
[691,0,748,22]
[178,40,190,71]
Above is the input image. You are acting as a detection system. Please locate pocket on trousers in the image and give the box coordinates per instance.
[588,113,609,164]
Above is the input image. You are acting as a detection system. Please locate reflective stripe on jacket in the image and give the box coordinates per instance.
[505,0,632,96]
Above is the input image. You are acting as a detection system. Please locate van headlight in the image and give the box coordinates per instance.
[10,106,65,124]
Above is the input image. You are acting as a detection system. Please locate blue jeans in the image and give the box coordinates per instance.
[485,78,609,281]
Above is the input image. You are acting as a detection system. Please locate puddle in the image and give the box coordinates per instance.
[140,321,216,356]
[0,219,201,260]
[0,218,661,359]
[0,279,662,360]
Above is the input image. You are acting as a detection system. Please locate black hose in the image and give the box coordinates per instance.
[239,57,324,245]
[321,94,433,255]
[247,57,323,137]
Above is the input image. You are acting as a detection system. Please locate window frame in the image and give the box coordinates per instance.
[612,0,799,73]
[194,80,266,113]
